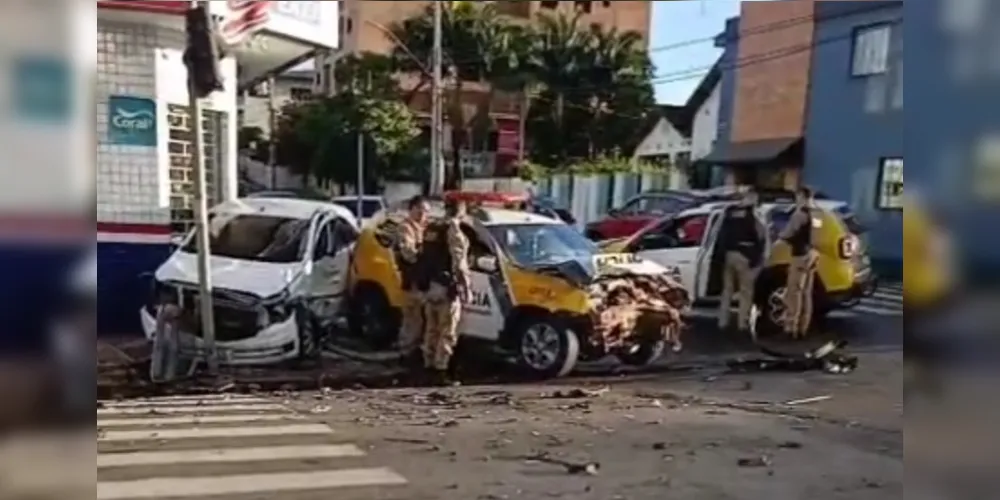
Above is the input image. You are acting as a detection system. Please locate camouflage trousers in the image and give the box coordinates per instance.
[397,291,425,355]
[784,250,819,338]
[423,283,462,371]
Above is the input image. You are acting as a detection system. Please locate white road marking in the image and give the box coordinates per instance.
[97,468,408,499]
[102,396,266,407]
[98,424,333,442]
[98,403,286,415]
[98,413,300,427]
[852,304,903,316]
[98,444,365,467]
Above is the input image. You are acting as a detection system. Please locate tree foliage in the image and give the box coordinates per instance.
[390,5,659,175]
[274,53,422,189]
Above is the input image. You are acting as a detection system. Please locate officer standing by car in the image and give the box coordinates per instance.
[777,186,819,338]
[717,186,767,335]
[396,195,430,363]
[416,198,471,385]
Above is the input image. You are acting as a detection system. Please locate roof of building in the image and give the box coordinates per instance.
[699,137,804,165]
[685,58,722,115]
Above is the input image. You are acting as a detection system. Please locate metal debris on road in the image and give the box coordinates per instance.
[737,455,772,468]
[784,395,832,406]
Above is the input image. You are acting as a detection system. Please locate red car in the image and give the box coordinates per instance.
[584,191,707,241]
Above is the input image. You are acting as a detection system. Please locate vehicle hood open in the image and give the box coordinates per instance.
[155,251,303,299]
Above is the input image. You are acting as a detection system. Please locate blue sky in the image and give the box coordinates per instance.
[649,0,743,105]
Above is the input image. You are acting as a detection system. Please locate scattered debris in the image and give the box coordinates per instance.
[524,453,600,476]
[549,387,609,399]
[652,442,667,450]
[726,340,858,375]
[784,395,832,406]
[737,455,772,468]
[778,441,803,449]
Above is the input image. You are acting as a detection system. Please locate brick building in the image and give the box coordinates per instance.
[336,0,653,176]
[702,0,881,190]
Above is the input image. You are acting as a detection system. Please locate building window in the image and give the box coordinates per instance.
[851,24,891,76]
[346,18,353,34]
[574,1,592,13]
[876,157,903,210]
[540,1,559,10]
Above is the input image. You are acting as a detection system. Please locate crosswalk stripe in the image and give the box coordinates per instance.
[97,468,409,499]
[852,304,903,316]
[98,424,333,442]
[98,444,366,467]
[98,413,301,427]
[98,403,286,415]
[871,291,902,302]
[103,396,267,407]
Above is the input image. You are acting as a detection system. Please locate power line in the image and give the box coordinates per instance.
[528,17,902,121]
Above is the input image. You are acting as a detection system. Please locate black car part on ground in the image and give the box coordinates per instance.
[725,340,858,374]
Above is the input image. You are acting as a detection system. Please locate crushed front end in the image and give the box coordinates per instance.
[583,271,692,356]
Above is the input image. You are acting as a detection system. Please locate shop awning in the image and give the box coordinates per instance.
[699,137,804,166]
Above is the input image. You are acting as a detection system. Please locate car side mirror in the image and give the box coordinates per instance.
[475,255,498,273]
[607,208,620,217]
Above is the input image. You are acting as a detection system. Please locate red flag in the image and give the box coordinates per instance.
[220,0,272,46]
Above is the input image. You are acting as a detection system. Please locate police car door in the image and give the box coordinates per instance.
[458,224,507,341]
[694,209,726,301]
[627,214,707,294]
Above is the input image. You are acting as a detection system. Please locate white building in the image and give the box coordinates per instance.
[95,0,339,335]
[633,105,691,189]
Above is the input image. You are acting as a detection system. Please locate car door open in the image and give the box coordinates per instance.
[627,215,707,293]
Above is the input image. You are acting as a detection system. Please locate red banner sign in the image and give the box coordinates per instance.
[97,1,189,14]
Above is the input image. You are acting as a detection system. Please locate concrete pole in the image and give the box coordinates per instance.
[188,0,217,374]
[430,0,444,195]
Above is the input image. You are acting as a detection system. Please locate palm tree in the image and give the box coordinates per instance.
[526,12,592,126]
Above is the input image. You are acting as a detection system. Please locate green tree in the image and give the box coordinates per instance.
[391,2,515,188]
[274,53,421,190]
[525,14,656,166]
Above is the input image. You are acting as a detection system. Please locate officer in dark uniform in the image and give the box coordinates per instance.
[414,199,471,385]
[778,186,819,338]
[716,187,766,334]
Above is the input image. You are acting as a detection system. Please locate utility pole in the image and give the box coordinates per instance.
[357,71,370,214]
[429,0,444,195]
[186,0,217,374]
[267,75,277,189]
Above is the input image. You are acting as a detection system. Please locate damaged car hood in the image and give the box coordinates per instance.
[155,251,303,298]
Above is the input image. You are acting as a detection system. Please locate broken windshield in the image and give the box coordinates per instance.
[179,214,309,263]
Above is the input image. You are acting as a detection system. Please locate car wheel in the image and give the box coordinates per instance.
[752,269,827,340]
[513,317,580,379]
[616,339,666,367]
[295,306,320,361]
[348,284,398,350]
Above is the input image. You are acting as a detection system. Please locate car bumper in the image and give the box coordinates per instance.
[139,307,300,365]
[825,269,879,308]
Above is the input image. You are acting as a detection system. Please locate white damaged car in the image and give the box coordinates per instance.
[139,197,359,365]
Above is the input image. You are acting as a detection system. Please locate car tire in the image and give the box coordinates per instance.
[512,316,580,379]
[348,283,399,350]
[295,305,320,362]
[616,339,666,367]
[752,268,827,339]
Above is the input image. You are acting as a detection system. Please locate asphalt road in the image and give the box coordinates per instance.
[91,285,907,500]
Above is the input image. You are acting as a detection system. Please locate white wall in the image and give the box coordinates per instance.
[633,117,691,161]
[96,18,238,228]
[692,82,721,161]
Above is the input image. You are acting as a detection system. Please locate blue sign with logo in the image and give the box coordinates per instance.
[12,56,71,122]
[107,95,157,146]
